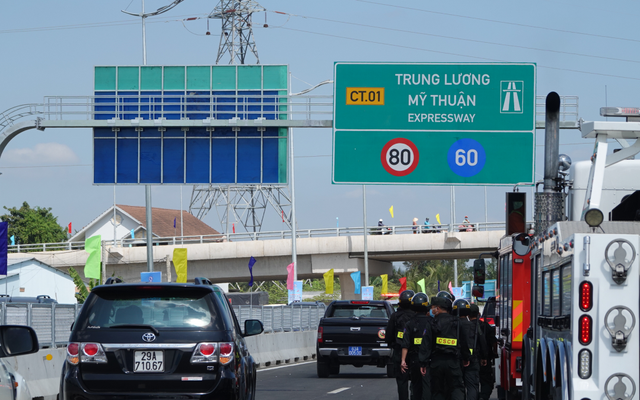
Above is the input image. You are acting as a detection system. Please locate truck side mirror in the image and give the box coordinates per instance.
[473,259,486,285]
[472,285,485,298]
[513,233,531,257]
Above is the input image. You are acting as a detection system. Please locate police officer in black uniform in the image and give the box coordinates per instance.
[427,295,470,400]
[401,293,432,400]
[386,290,415,400]
[453,299,487,400]
[435,290,455,313]
[475,305,497,400]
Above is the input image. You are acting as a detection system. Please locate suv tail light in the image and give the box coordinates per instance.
[219,342,233,365]
[317,326,323,343]
[67,342,80,365]
[191,343,218,363]
[191,342,234,364]
[579,315,592,345]
[66,342,107,364]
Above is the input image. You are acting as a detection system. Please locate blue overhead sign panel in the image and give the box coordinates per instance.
[93,65,289,185]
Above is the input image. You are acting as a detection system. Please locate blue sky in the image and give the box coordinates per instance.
[1,0,639,236]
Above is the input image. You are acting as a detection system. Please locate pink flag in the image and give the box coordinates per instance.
[286,263,295,290]
[448,281,453,293]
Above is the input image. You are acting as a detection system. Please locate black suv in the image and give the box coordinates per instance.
[60,278,264,400]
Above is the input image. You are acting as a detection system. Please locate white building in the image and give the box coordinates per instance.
[0,258,76,304]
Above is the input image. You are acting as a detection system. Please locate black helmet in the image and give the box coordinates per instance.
[410,292,430,313]
[436,290,455,302]
[399,290,415,308]
[431,296,452,312]
[469,304,480,318]
[453,299,471,316]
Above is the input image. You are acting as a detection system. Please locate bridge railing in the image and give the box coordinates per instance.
[7,221,520,253]
[1,302,325,348]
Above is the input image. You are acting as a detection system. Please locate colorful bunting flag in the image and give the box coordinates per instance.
[448,281,453,294]
[173,248,188,283]
[286,263,295,290]
[323,269,334,294]
[130,229,135,239]
[381,274,388,294]
[436,213,441,225]
[350,271,361,294]
[68,222,72,234]
[0,222,7,276]
[9,235,15,246]
[399,277,407,293]
[173,217,176,228]
[389,206,394,218]
[248,256,256,287]
[418,278,426,293]
[84,235,102,280]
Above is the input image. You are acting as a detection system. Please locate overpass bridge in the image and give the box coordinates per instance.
[10,223,505,299]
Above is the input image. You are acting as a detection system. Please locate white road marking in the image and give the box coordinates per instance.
[256,360,316,372]
[328,387,350,394]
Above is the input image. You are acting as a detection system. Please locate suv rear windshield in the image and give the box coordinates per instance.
[79,287,222,330]
[330,305,388,318]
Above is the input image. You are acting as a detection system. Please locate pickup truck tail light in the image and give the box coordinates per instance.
[317,326,323,343]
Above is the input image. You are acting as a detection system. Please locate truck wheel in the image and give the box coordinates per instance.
[317,360,330,378]
[329,364,340,375]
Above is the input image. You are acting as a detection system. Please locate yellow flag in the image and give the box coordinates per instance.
[173,248,188,283]
[381,274,388,294]
[436,213,441,225]
[389,206,394,218]
[323,269,334,294]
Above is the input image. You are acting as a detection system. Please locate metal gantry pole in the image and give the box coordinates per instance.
[290,127,298,280]
[363,185,369,285]
[146,186,153,272]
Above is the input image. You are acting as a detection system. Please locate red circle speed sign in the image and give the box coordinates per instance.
[381,138,420,177]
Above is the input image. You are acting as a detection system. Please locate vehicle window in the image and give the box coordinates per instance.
[552,269,561,316]
[83,291,221,330]
[330,305,388,318]
[561,264,572,316]
[543,271,551,316]
[213,290,237,332]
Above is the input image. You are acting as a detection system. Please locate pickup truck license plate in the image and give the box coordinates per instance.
[134,351,164,372]
[348,346,362,356]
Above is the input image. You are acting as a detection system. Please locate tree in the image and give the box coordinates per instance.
[1,202,67,244]
[68,267,99,304]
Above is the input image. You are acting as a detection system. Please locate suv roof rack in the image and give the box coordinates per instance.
[194,277,213,286]
[105,277,124,285]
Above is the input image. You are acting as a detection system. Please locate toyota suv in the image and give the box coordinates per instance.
[60,278,264,400]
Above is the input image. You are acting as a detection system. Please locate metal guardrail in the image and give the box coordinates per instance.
[6,302,325,348]
[7,221,521,253]
[233,303,326,334]
[1,94,579,131]
[0,303,80,348]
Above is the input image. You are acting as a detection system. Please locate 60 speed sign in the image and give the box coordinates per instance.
[381,138,419,176]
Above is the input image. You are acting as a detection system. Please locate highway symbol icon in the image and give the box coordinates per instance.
[381,138,419,177]
[501,81,524,114]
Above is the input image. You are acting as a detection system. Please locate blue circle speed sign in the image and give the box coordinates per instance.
[447,139,486,177]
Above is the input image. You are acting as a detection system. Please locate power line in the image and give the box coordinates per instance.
[355,0,640,44]
[275,26,640,81]
[266,11,640,66]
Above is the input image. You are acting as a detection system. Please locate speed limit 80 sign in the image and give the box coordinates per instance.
[381,138,419,176]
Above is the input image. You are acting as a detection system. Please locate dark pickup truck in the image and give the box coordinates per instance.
[316,300,394,377]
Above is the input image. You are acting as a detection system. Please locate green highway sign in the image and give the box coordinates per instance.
[332,62,536,185]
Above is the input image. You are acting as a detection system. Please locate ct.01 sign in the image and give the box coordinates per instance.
[332,62,536,185]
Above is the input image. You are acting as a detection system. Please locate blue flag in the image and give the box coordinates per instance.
[9,235,15,246]
[351,271,361,294]
[0,222,7,275]
[248,256,256,287]
[130,229,135,239]
[173,217,176,228]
